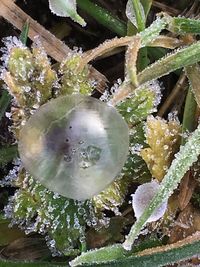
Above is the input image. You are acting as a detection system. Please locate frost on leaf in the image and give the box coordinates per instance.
[140,116,181,181]
[1,39,57,138]
[48,0,86,27]
[3,40,57,107]
[117,80,161,125]
[4,169,99,256]
[124,123,151,183]
[92,177,131,215]
[59,53,94,96]
[117,82,161,183]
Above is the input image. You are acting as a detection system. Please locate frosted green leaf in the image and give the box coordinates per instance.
[126,0,145,29]
[18,95,129,201]
[48,0,86,27]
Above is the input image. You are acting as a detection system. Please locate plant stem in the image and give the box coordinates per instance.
[80,17,167,71]
[138,41,200,85]
[77,0,126,36]
[167,16,200,35]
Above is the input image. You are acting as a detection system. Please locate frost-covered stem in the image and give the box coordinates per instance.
[150,36,184,49]
[80,17,167,71]
[123,123,200,250]
[139,16,167,46]
[167,16,200,35]
[70,244,130,266]
[128,0,147,71]
[77,0,126,37]
[125,36,141,86]
[138,41,200,85]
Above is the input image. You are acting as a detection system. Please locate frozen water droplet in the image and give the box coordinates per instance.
[18,95,129,200]
[131,180,168,223]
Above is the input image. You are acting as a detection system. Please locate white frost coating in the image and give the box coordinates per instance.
[48,0,86,26]
[0,36,24,72]
[131,180,167,223]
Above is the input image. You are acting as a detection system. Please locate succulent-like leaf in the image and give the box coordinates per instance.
[92,177,131,215]
[59,54,94,95]
[140,116,181,181]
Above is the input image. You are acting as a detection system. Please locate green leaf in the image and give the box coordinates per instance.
[138,40,200,85]
[126,0,145,31]
[48,0,86,27]
[70,233,200,267]
[20,20,30,45]
[5,172,97,256]
[167,16,200,35]
[185,64,200,108]
[140,0,152,17]
[77,0,126,36]
[181,86,197,145]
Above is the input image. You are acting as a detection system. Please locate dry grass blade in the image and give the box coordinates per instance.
[185,64,200,108]
[158,73,186,116]
[178,171,197,210]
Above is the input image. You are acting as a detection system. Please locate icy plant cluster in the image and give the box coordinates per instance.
[0,35,173,256]
[4,172,98,256]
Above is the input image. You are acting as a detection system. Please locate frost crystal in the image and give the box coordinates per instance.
[131,180,168,222]
[0,36,24,67]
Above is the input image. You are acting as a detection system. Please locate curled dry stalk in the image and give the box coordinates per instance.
[77,14,195,107]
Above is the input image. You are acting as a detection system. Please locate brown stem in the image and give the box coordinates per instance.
[158,73,186,116]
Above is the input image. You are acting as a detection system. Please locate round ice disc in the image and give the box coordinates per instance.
[131,181,168,222]
[18,94,129,200]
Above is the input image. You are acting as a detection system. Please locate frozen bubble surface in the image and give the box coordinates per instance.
[132,180,167,222]
[19,95,129,200]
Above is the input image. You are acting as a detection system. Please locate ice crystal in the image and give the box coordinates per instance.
[132,180,168,222]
